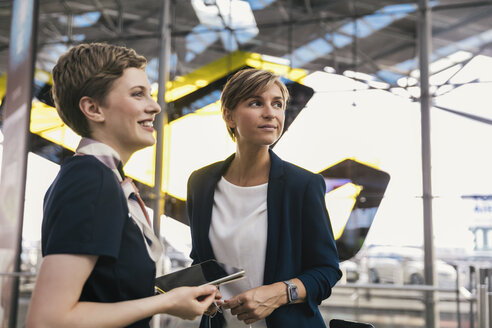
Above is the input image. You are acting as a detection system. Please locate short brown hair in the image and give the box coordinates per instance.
[220,68,289,141]
[51,43,147,137]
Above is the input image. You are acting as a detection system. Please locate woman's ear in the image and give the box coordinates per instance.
[79,96,105,123]
[222,108,236,129]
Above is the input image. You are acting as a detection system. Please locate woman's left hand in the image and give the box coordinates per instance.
[221,283,286,324]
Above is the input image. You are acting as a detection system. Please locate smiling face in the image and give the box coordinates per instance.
[92,67,161,160]
[224,83,286,148]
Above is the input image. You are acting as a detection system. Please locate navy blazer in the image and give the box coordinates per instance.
[187,150,342,328]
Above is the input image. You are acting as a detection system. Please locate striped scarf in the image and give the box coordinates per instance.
[75,138,162,262]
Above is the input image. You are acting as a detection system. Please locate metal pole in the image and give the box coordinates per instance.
[152,0,170,237]
[471,266,476,328]
[478,269,488,328]
[1,0,39,327]
[455,265,462,328]
[150,4,170,328]
[418,1,439,327]
[487,269,492,328]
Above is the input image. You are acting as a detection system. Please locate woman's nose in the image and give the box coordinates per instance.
[262,104,275,117]
[147,99,161,114]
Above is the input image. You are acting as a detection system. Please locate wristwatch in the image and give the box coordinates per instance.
[283,280,299,304]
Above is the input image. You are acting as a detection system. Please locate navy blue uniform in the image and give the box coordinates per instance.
[42,155,155,328]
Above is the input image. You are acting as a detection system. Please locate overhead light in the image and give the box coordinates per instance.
[195,79,208,87]
[151,82,159,94]
[343,70,355,78]
[449,55,492,84]
[368,80,390,89]
[261,54,290,66]
[429,57,453,74]
[354,72,376,81]
[407,77,418,86]
[323,66,336,74]
[434,84,454,97]
[429,64,462,86]
[447,50,473,63]
[343,70,376,82]
[397,76,418,87]
[191,0,259,52]
[410,69,419,78]
[396,77,407,87]
[407,86,420,98]
[58,12,101,28]
[390,87,412,99]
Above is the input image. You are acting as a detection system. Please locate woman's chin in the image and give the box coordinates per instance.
[133,139,156,152]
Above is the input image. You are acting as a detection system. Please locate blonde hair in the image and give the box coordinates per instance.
[220,68,290,141]
[51,43,147,137]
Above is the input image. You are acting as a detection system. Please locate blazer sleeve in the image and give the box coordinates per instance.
[297,173,342,315]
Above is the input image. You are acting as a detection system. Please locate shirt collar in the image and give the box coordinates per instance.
[75,138,125,181]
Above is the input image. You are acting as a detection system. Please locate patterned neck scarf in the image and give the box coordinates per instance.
[75,138,162,262]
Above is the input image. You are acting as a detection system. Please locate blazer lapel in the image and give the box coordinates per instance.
[263,150,285,284]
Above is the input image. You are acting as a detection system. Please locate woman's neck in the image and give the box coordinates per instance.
[89,133,131,164]
[224,145,270,186]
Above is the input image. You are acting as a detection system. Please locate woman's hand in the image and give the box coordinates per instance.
[27,255,220,327]
[221,283,286,325]
[204,288,223,317]
[162,285,219,320]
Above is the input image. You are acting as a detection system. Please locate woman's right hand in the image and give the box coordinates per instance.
[162,285,218,320]
[204,288,223,317]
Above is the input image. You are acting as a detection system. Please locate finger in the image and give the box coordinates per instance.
[221,299,232,310]
[230,303,246,316]
[205,302,219,314]
[245,318,258,325]
[198,291,217,307]
[223,297,243,310]
[237,312,250,321]
[196,285,218,298]
[204,307,217,316]
[195,285,218,302]
[238,311,259,324]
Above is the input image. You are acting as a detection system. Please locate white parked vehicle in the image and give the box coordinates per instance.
[339,260,360,283]
[359,245,457,288]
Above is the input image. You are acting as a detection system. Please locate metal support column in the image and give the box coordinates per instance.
[454,265,462,328]
[151,0,170,238]
[486,268,492,328]
[0,1,39,327]
[477,268,489,327]
[470,266,476,328]
[418,1,439,327]
[150,2,170,328]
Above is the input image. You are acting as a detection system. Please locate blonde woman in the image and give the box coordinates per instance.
[187,69,342,328]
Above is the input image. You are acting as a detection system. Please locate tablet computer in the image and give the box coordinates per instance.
[155,259,245,294]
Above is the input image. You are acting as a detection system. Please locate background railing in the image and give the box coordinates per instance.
[321,265,491,328]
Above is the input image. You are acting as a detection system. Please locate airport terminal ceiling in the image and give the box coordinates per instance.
[1,0,492,271]
[0,0,492,85]
[2,0,492,224]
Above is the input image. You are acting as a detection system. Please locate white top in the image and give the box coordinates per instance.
[209,177,268,328]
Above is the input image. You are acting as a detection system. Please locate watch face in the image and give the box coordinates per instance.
[290,286,299,301]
